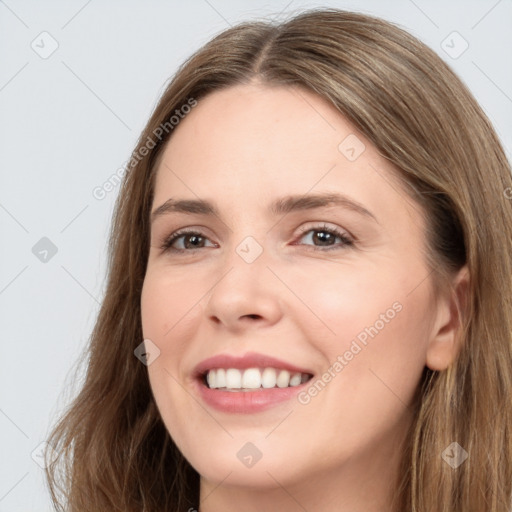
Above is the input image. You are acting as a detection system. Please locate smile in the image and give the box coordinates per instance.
[192,351,316,413]
[204,367,312,390]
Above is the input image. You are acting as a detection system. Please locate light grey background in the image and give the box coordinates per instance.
[1,0,511,509]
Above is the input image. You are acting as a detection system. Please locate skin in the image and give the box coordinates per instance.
[140,81,468,512]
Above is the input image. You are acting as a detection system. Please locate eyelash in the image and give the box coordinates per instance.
[159,224,354,254]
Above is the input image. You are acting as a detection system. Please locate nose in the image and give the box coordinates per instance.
[202,242,283,332]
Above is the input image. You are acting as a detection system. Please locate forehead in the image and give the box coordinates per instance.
[152,83,424,233]
[159,83,350,170]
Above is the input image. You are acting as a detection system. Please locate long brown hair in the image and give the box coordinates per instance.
[44,8,512,511]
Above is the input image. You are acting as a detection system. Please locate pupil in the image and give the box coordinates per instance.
[315,231,333,246]
[186,235,203,248]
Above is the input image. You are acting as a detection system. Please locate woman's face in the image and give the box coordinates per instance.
[141,83,443,499]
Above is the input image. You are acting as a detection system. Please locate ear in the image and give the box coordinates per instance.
[426,265,470,371]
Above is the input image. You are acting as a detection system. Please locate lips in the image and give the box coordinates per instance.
[192,351,315,413]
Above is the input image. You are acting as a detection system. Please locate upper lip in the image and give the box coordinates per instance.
[193,351,315,378]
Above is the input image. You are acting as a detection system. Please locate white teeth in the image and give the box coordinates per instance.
[276,369,290,388]
[242,368,261,389]
[207,370,216,388]
[261,367,277,388]
[216,368,226,388]
[225,368,242,389]
[205,367,310,390]
[289,372,302,386]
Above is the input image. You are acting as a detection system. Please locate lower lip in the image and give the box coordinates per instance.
[194,377,312,413]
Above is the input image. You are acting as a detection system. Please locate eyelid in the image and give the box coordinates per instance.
[295,221,352,238]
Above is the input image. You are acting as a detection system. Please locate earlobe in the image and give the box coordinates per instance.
[425,265,470,371]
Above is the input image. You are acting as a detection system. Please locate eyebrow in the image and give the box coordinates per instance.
[151,192,378,224]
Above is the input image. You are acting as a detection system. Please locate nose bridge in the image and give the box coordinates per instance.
[219,233,271,299]
[203,232,282,327]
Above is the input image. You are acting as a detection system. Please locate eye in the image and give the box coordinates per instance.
[158,223,354,254]
[160,229,216,253]
[294,223,354,251]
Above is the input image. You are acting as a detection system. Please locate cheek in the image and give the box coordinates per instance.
[141,271,207,457]
[279,258,425,343]
[140,268,206,344]
[289,270,432,465]
[141,270,205,417]
[286,259,432,397]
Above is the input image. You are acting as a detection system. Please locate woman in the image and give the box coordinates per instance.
[44,8,512,512]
